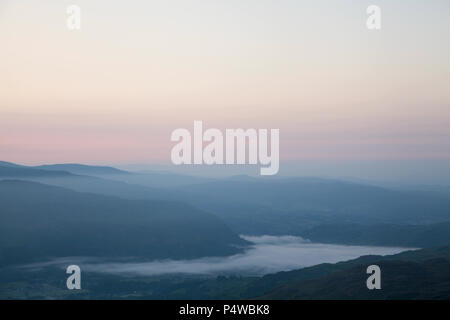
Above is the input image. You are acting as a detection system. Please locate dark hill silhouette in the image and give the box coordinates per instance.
[0,180,247,266]
[256,246,450,299]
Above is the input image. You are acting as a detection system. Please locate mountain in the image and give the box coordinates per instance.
[0,161,213,191]
[35,163,129,175]
[100,170,216,188]
[0,161,25,168]
[0,161,175,201]
[4,161,450,239]
[0,165,72,178]
[4,245,450,299]
[300,222,450,247]
[259,259,450,299]
[176,178,450,232]
[0,180,247,266]
[1,161,129,176]
[256,246,450,299]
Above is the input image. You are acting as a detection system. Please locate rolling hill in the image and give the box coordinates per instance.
[256,246,450,299]
[0,180,247,267]
[300,222,450,247]
[0,161,175,201]
[4,161,450,241]
[175,178,450,231]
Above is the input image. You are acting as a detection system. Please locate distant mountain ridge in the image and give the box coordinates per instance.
[35,163,129,175]
[0,165,72,178]
[255,246,450,299]
[0,161,213,188]
[0,161,129,176]
[4,160,450,238]
[0,161,176,200]
[0,161,25,168]
[300,222,450,248]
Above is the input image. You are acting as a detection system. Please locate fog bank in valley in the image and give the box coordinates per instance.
[23,236,414,277]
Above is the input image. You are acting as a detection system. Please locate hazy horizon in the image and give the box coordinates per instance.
[2,158,450,185]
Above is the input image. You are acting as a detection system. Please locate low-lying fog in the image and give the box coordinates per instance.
[24,235,414,277]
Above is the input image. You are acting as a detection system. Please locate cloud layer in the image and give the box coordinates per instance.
[22,235,413,277]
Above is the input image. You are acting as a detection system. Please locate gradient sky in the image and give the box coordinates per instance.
[1,0,449,181]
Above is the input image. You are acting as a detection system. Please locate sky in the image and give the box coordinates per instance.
[1,0,450,182]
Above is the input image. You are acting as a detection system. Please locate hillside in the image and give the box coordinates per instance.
[4,161,450,231]
[257,247,450,299]
[176,178,450,233]
[3,246,450,299]
[0,161,175,201]
[300,222,450,247]
[0,165,72,178]
[0,180,247,266]
[35,163,129,175]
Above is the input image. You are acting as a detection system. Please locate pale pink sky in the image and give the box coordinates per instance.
[1,0,450,167]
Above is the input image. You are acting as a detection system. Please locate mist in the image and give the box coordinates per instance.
[23,236,413,277]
